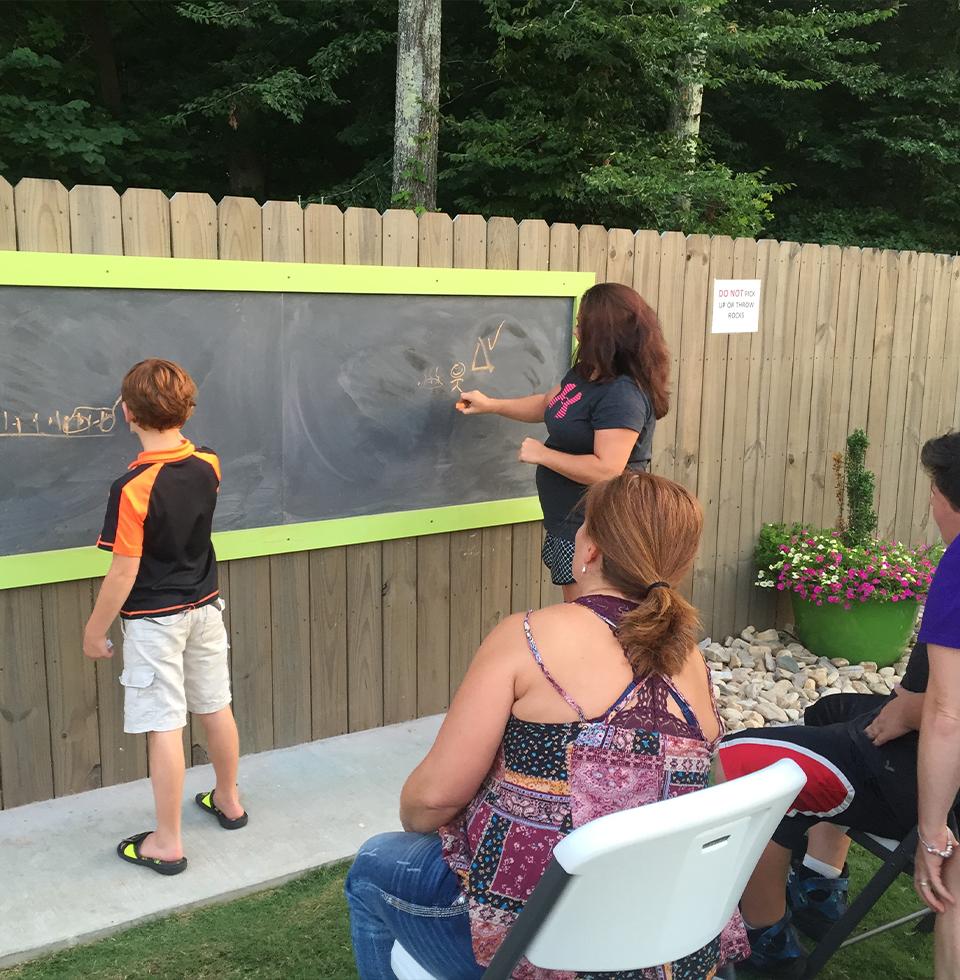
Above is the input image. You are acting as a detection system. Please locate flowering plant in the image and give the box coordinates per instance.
[755,430,942,608]
[755,525,941,608]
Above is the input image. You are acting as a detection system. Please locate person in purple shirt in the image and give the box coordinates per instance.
[718,431,960,977]
[912,431,960,977]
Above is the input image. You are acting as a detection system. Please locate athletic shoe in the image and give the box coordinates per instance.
[746,909,807,978]
[788,863,850,939]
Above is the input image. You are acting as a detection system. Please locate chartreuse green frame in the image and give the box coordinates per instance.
[0,250,595,590]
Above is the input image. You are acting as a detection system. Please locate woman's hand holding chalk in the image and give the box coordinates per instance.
[456,390,492,415]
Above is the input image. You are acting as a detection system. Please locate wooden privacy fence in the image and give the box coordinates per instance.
[0,176,958,811]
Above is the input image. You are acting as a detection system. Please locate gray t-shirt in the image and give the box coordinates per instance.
[535,367,655,539]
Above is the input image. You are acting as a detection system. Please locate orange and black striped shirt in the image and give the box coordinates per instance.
[98,440,221,619]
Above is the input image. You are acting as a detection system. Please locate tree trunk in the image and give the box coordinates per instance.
[668,74,704,161]
[668,2,708,212]
[85,1,123,114]
[392,0,441,210]
[228,132,266,199]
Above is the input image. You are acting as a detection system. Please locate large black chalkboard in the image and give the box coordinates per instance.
[0,285,572,558]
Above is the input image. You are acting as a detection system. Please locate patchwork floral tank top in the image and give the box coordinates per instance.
[439,594,749,979]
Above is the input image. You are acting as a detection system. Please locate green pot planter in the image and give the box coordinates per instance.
[790,594,918,667]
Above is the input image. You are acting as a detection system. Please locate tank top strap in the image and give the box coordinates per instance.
[523,611,588,723]
[699,657,724,745]
[602,676,644,719]
[664,680,700,731]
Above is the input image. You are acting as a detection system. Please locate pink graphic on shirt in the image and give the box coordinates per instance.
[548,383,582,419]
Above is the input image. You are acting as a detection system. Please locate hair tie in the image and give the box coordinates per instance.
[643,581,670,598]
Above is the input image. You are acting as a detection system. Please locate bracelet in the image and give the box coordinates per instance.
[919,832,956,859]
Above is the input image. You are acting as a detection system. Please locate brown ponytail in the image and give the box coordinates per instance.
[583,472,703,678]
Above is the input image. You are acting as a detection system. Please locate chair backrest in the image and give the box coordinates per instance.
[521,759,806,972]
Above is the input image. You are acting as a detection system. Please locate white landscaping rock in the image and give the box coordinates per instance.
[755,701,790,723]
[706,624,916,736]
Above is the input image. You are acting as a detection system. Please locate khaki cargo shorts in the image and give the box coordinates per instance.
[119,598,231,733]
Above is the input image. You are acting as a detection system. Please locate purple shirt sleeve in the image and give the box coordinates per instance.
[918,537,960,649]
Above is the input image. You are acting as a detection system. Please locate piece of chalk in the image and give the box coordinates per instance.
[456,401,466,410]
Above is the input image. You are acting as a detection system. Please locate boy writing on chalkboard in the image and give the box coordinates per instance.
[82,358,247,875]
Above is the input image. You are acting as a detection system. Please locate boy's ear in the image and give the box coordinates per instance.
[121,401,134,425]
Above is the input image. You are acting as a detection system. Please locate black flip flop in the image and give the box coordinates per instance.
[195,789,248,829]
[117,831,187,876]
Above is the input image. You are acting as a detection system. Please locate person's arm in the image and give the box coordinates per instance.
[82,554,140,659]
[457,387,559,424]
[916,643,960,911]
[399,614,522,832]
[518,427,640,485]
[864,686,925,745]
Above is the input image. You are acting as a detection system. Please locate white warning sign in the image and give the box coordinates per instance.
[711,279,761,333]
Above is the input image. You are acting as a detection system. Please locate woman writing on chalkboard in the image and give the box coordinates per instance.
[458,282,669,600]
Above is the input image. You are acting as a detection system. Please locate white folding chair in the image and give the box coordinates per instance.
[391,758,807,979]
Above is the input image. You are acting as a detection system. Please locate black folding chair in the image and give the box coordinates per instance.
[804,825,938,978]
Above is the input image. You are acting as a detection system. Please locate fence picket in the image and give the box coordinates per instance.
[305,204,344,264]
[0,176,14,249]
[692,236,734,617]
[714,238,759,637]
[69,185,122,254]
[171,192,217,258]
[14,178,69,252]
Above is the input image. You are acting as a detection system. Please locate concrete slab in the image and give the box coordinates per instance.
[0,714,443,968]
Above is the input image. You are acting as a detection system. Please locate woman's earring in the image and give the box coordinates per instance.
[580,565,587,575]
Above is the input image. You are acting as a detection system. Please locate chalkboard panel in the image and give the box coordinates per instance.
[0,272,575,570]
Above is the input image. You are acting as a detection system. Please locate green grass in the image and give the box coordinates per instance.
[2,848,933,980]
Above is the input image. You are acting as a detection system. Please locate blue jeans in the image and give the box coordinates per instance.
[345,831,484,980]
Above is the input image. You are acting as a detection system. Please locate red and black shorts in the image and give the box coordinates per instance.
[719,693,921,851]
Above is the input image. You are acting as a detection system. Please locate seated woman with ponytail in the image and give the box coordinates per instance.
[345,471,749,979]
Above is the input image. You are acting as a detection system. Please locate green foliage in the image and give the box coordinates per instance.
[0,0,396,199]
[754,521,810,577]
[0,0,958,249]
[0,11,133,181]
[717,0,960,251]
[440,0,893,235]
[0,851,934,979]
[169,1,394,126]
[843,428,878,548]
